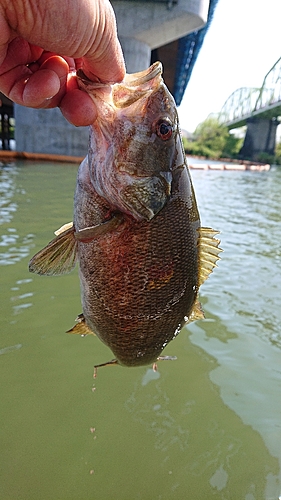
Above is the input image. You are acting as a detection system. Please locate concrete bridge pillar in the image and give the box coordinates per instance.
[14,0,209,156]
[119,37,151,74]
[240,117,280,161]
[14,106,89,156]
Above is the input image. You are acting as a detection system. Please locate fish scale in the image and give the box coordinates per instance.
[29,62,222,373]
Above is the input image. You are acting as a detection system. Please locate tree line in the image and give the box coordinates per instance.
[182,117,281,164]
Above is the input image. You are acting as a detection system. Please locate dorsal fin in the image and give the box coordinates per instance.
[198,227,222,286]
[180,228,222,327]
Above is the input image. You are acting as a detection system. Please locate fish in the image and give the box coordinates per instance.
[29,61,222,373]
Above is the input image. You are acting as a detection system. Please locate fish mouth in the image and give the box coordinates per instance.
[123,61,163,87]
[77,62,164,110]
[112,61,163,109]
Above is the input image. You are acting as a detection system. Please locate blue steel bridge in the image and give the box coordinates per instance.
[144,0,219,106]
[218,57,281,160]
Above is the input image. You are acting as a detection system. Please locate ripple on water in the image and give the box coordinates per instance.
[9,277,34,316]
[0,164,18,225]
[1,164,36,265]
[0,232,35,266]
[190,168,281,485]
[0,343,22,355]
[192,169,281,348]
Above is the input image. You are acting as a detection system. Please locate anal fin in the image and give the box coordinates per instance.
[66,313,95,337]
[183,300,205,326]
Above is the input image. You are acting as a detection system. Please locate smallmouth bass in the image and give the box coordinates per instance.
[29,62,222,373]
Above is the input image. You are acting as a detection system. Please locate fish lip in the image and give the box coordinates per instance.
[76,70,113,99]
[77,61,162,94]
[77,61,162,88]
[123,61,163,87]
[112,62,163,109]
[77,62,163,111]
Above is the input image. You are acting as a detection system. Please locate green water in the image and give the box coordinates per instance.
[1,161,281,500]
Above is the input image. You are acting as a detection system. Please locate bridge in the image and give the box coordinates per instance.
[218,57,281,160]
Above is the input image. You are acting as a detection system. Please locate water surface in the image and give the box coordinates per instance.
[1,160,281,499]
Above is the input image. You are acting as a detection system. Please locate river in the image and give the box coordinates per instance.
[0,159,281,500]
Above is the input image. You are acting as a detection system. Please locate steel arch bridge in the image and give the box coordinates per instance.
[218,57,281,128]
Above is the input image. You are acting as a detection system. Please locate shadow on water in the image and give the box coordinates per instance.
[1,161,281,499]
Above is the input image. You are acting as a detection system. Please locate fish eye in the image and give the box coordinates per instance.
[156,119,173,141]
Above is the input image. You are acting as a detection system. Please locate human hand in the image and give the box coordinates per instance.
[0,0,125,126]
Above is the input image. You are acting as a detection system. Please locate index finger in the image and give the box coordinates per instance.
[0,12,10,65]
[81,36,126,84]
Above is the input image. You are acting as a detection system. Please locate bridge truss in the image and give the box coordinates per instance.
[219,57,281,128]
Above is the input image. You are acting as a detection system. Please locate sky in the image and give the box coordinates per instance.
[177,0,281,133]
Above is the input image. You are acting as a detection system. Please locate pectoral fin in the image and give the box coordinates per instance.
[74,213,123,241]
[54,222,74,236]
[29,214,123,276]
[29,225,77,276]
[198,227,222,286]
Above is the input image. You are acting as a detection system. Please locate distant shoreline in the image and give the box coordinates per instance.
[186,155,271,171]
[0,149,271,171]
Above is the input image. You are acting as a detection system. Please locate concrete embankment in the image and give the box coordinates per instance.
[0,150,83,163]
